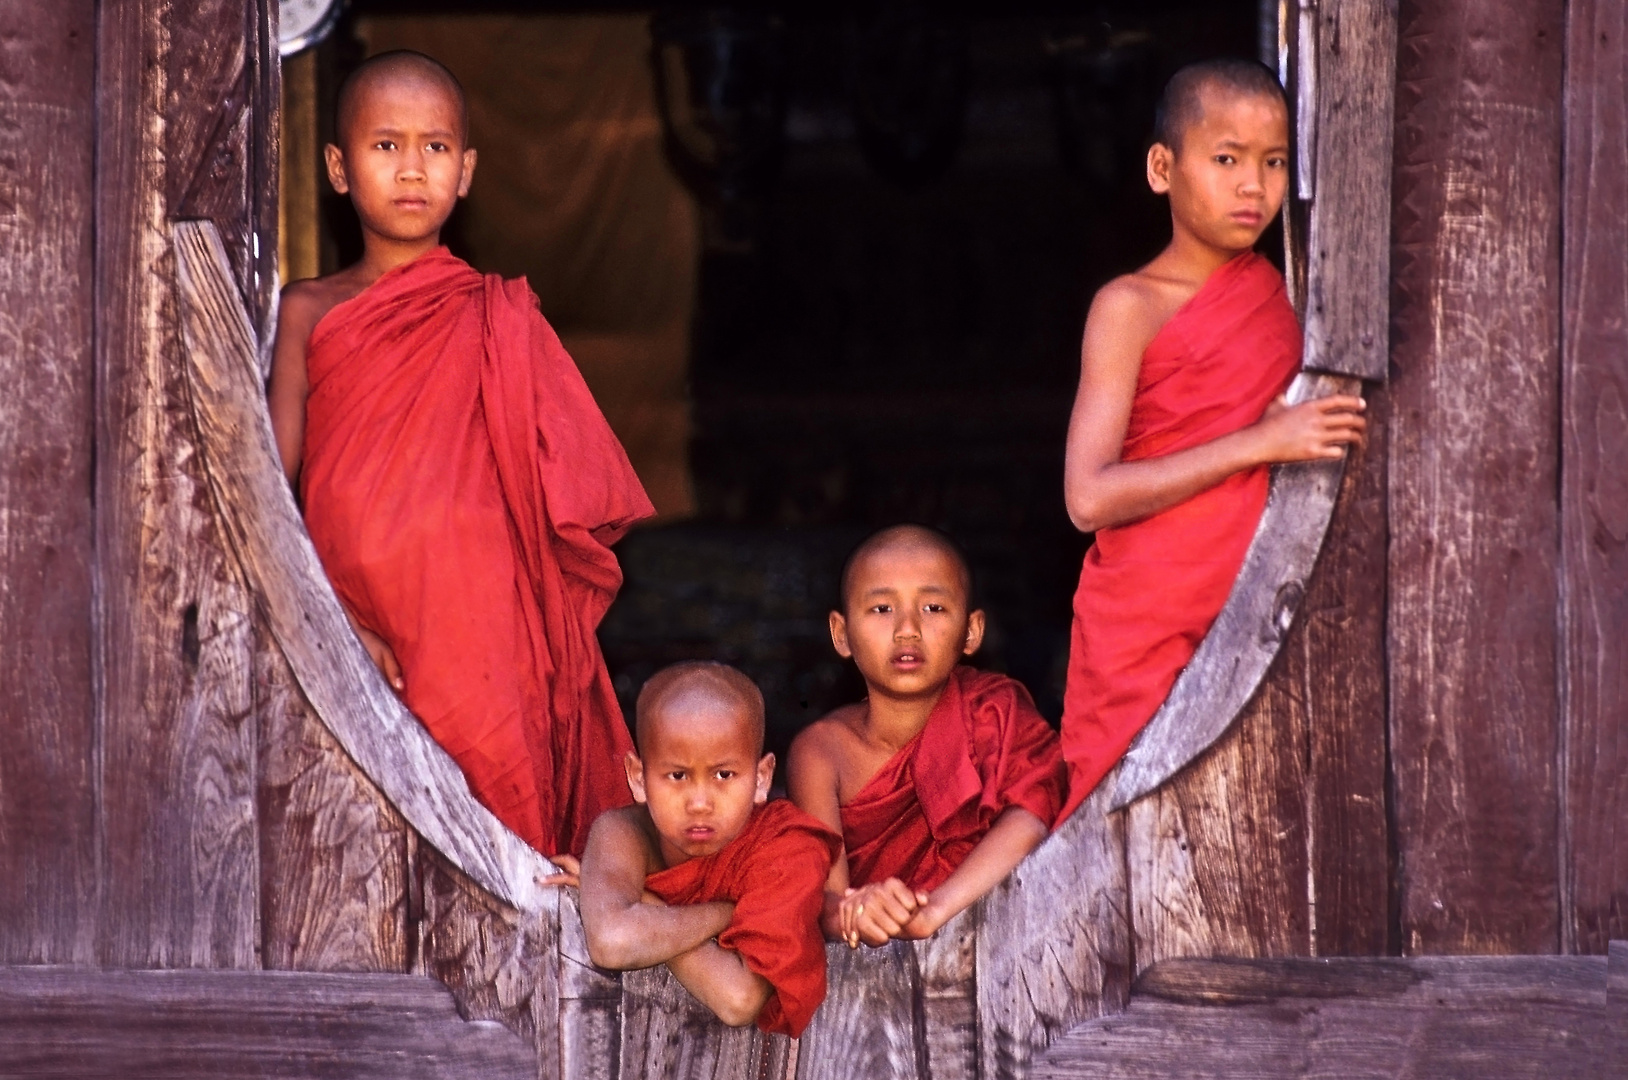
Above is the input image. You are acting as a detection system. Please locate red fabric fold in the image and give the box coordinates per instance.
[301,248,654,857]
[841,667,1067,893]
[1059,252,1301,820]
[644,799,842,1038]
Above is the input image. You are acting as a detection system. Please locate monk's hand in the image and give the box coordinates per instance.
[898,895,948,940]
[355,623,406,694]
[542,854,581,889]
[841,880,928,948]
[1252,393,1368,463]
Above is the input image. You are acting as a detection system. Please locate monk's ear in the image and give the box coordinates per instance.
[754,753,775,805]
[962,610,986,657]
[457,147,477,198]
[828,611,853,659]
[1147,142,1174,195]
[624,750,648,804]
[324,143,350,195]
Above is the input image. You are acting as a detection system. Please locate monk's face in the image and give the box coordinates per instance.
[831,541,985,703]
[1147,85,1289,255]
[324,72,476,246]
[626,698,774,866]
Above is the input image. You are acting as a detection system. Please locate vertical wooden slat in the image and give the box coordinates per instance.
[0,0,99,966]
[256,631,412,972]
[94,0,265,969]
[1388,0,1565,955]
[1560,0,1628,955]
[796,943,920,1080]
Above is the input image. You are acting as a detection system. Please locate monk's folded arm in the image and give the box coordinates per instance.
[907,807,1049,937]
[578,814,735,970]
[664,940,774,1028]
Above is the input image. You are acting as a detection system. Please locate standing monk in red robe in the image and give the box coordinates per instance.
[267,51,653,861]
[1058,59,1366,821]
[787,526,1067,948]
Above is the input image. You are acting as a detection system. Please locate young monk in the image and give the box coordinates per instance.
[267,51,654,860]
[787,526,1067,948]
[1058,58,1367,819]
[578,662,841,1036]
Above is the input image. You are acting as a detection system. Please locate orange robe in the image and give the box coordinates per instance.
[645,799,841,1038]
[841,667,1067,893]
[1059,252,1301,820]
[301,248,654,857]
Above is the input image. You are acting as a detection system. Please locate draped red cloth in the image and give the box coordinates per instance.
[645,799,841,1038]
[1059,252,1301,820]
[301,248,654,857]
[841,667,1067,893]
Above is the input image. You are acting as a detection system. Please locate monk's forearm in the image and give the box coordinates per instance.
[584,899,735,971]
[914,809,1048,935]
[666,942,773,1028]
[1065,427,1266,533]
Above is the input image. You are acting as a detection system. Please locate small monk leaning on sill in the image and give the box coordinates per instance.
[1058,58,1367,820]
[578,662,840,1036]
[787,525,1069,948]
[267,50,653,864]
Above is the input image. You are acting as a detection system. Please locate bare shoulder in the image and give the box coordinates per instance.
[1086,271,1190,348]
[789,705,867,769]
[276,268,370,349]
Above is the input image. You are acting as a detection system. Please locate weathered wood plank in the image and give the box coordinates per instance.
[0,0,99,967]
[95,0,261,970]
[1560,0,1628,956]
[1299,388,1391,956]
[620,965,788,1080]
[555,888,620,1080]
[256,627,411,973]
[1388,0,1566,956]
[1126,653,1311,972]
[1609,941,1626,1005]
[0,967,535,1080]
[796,942,919,1080]
[1300,0,1398,381]
[978,776,1131,1079]
[915,906,978,1080]
[172,220,562,916]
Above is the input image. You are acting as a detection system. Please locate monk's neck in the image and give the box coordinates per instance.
[859,686,946,752]
[354,230,444,286]
[1156,228,1251,289]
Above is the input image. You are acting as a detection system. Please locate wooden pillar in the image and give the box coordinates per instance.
[1560,0,1628,955]
[0,0,99,966]
[1388,0,1566,955]
[93,0,277,968]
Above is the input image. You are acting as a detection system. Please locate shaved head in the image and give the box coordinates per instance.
[335,50,468,147]
[1153,57,1286,152]
[635,662,766,757]
[840,525,972,613]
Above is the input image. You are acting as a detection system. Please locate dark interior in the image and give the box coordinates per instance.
[320,0,1269,780]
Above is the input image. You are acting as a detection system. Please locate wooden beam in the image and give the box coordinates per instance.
[94,0,263,969]
[1388,0,1566,955]
[1560,0,1628,955]
[796,942,920,1079]
[0,0,99,967]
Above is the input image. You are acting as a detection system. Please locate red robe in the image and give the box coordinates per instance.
[645,799,841,1038]
[841,667,1067,893]
[301,248,654,857]
[1059,252,1301,820]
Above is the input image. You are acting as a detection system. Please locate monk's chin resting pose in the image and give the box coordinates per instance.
[267,50,653,861]
[787,526,1068,949]
[578,662,841,1037]
[1057,58,1368,821]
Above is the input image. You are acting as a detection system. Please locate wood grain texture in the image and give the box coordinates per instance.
[555,888,621,1080]
[978,778,1131,1079]
[1560,0,1628,956]
[915,906,978,1080]
[1126,649,1311,972]
[0,966,536,1079]
[173,221,565,917]
[1389,0,1565,956]
[1038,955,1617,1080]
[619,965,788,1080]
[1113,375,1354,809]
[796,942,919,1080]
[1610,941,1626,1004]
[256,626,411,973]
[0,0,99,967]
[95,0,261,970]
[1301,0,1399,381]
